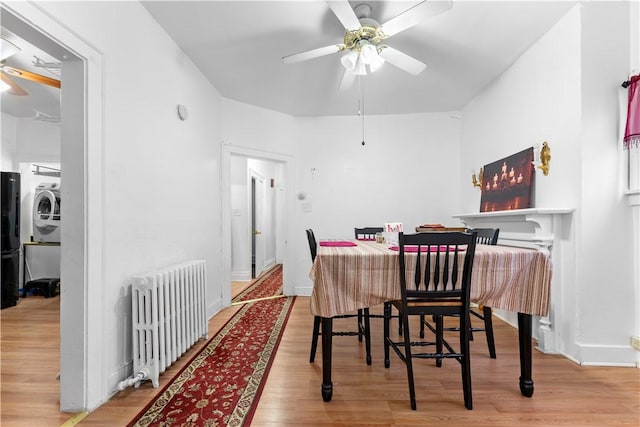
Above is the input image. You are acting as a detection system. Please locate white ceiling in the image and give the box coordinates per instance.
[141,0,577,116]
[1,1,577,119]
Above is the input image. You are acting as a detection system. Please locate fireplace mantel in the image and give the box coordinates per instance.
[452,208,574,354]
[453,208,574,254]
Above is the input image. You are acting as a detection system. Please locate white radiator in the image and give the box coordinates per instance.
[119,260,208,390]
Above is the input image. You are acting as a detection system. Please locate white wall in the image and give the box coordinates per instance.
[0,113,18,170]
[222,98,299,154]
[293,112,461,293]
[14,118,60,164]
[577,1,635,365]
[25,0,225,408]
[460,4,636,366]
[460,7,582,214]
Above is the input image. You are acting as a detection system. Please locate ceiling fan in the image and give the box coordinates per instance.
[282,0,452,90]
[0,36,61,96]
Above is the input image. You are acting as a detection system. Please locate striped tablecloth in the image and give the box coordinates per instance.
[309,240,552,318]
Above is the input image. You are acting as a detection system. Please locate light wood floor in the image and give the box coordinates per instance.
[1,294,639,426]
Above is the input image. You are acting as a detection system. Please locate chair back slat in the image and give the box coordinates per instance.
[414,247,423,290]
[471,228,499,245]
[399,232,477,304]
[433,246,441,290]
[354,227,384,241]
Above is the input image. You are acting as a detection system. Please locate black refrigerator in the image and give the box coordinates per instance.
[1,171,21,309]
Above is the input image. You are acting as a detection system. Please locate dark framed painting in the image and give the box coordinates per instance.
[480,147,535,212]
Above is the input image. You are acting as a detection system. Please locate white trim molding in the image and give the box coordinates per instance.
[625,190,640,367]
[453,208,575,355]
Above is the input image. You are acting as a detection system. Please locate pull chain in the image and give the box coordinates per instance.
[359,76,365,146]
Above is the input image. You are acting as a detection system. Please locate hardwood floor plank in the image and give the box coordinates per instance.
[1,294,638,426]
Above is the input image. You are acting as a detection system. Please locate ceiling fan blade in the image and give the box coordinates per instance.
[0,72,28,96]
[378,46,426,76]
[2,65,61,89]
[283,44,343,64]
[327,1,361,31]
[379,0,453,38]
[339,69,356,91]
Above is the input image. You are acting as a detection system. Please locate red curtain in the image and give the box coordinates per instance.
[624,74,640,149]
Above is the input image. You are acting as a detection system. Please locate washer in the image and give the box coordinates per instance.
[33,182,61,243]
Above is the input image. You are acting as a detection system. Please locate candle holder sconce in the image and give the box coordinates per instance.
[537,141,551,176]
[471,167,483,189]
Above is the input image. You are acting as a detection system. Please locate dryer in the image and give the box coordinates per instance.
[33,182,61,243]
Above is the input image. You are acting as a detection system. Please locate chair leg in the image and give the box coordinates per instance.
[383,303,391,368]
[364,308,372,365]
[310,315,321,363]
[435,315,443,367]
[419,314,425,338]
[402,312,417,410]
[483,306,496,359]
[460,312,473,410]
[357,309,364,342]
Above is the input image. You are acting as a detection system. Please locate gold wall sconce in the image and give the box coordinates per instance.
[537,141,551,176]
[471,167,483,189]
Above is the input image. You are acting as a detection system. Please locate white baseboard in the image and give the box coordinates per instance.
[575,343,639,367]
[108,361,133,397]
[294,285,313,297]
[208,298,224,320]
[231,270,251,281]
[264,258,276,270]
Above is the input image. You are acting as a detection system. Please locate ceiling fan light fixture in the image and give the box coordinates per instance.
[354,56,367,76]
[361,43,385,72]
[368,56,385,73]
[359,43,377,62]
[340,50,359,71]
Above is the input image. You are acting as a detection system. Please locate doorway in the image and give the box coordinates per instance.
[251,171,266,279]
[222,146,294,307]
[1,2,104,411]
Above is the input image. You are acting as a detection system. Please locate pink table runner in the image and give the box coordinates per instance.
[309,240,552,318]
[319,241,357,247]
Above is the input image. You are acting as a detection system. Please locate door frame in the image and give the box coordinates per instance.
[221,145,294,306]
[1,2,105,411]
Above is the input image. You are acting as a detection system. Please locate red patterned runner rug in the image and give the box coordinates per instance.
[129,265,292,427]
[232,264,283,303]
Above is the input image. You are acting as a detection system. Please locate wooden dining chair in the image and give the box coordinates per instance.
[354,226,403,334]
[354,227,383,241]
[384,231,477,410]
[353,227,402,335]
[306,229,372,365]
[420,228,499,358]
[467,228,499,358]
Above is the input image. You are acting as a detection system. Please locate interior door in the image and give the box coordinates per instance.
[251,173,265,279]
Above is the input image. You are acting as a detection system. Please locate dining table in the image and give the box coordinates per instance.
[309,239,552,402]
